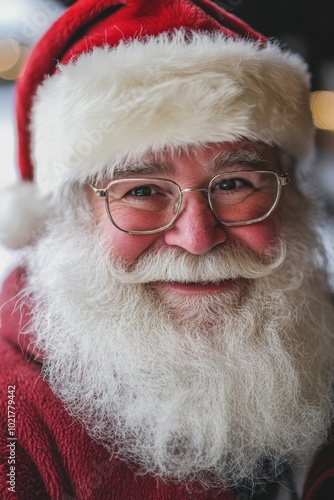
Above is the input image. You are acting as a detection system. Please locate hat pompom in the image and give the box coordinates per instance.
[0,182,51,249]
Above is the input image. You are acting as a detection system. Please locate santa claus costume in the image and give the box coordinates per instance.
[1,0,334,498]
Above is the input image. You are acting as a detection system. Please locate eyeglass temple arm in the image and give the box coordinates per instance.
[89,184,107,198]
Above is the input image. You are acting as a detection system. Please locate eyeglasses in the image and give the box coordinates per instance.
[89,170,290,235]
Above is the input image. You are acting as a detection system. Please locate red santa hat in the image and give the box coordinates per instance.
[0,0,313,248]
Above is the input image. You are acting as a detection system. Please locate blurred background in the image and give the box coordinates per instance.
[0,0,334,283]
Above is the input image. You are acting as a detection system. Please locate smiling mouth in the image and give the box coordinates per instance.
[152,278,245,295]
[169,279,232,285]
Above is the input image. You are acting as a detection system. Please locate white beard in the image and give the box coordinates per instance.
[23,190,334,490]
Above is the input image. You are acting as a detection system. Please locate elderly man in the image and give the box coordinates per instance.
[0,0,334,498]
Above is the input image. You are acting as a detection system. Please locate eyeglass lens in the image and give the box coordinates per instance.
[106,171,279,232]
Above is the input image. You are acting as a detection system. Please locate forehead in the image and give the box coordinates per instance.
[115,140,279,178]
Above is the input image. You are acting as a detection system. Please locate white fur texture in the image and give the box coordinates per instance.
[31,31,313,195]
[0,182,51,249]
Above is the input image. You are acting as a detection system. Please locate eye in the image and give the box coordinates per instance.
[214,177,253,191]
[127,185,157,197]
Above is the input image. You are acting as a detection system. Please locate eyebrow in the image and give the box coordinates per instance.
[112,149,270,179]
[212,150,269,172]
[113,159,173,178]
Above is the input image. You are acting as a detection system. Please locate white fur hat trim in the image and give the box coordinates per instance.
[30,32,313,196]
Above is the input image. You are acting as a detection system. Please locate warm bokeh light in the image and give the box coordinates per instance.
[310,91,334,131]
[0,44,31,81]
[0,39,20,72]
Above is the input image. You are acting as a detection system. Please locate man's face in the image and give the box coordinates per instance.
[89,140,280,298]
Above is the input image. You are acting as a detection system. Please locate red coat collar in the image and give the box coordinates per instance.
[0,267,43,362]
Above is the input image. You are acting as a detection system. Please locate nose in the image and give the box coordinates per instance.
[163,191,228,255]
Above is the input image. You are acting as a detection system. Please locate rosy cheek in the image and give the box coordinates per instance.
[102,226,159,262]
[226,216,277,256]
[87,197,157,263]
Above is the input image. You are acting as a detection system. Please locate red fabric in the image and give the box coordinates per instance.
[16,0,267,183]
[0,269,237,498]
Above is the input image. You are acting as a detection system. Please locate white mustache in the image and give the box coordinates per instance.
[107,239,286,284]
